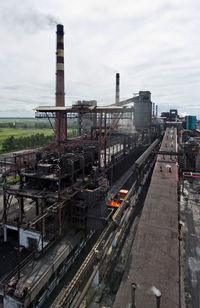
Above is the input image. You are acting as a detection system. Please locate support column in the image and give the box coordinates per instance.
[78,113,82,136]
[19,196,24,224]
[71,160,74,184]
[82,157,85,179]
[3,190,7,223]
[111,166,113,186]
[54,208,58,234]
[112,234,117,248]
[41,199,46,252]
[108,145,111,164]
[19,174,23,190]
[123,137,126,154]
[42,217,45,251]
[17,219,21,280]
[92,269,99,287]
[3,226,7,242]
[104,113,107,167]
[58,205,62,236]
[98,113,102,169]
[58,167,61,200]
[35,199,39,216]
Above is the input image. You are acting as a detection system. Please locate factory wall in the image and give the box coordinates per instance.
[4,225,48,251]
[195,148,200,171]
[134,91,152,130]
[19,229,48,252]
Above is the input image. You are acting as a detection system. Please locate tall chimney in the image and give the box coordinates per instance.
[55,24,67,144]
[115,73,120,105]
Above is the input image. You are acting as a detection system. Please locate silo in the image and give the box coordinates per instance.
[134,91,152,130]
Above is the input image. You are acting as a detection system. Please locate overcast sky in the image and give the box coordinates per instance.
[0,0,199,118]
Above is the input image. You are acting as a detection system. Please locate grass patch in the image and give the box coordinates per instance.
[0,128,53,138]
[0,128,53,149]
[0,127,77,152]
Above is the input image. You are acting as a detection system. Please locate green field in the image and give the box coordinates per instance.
[0,128,53,139]
[0,118,77,152]
[0,128,53,150]
[0,128,76,151]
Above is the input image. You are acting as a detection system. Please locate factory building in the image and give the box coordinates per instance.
[133,91,152,130]
[0,22,190,308]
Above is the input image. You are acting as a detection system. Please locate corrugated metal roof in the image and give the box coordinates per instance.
[35,106,72,111]
[35,105,133,112]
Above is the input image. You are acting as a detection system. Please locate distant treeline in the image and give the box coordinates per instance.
[1,134,54,153]
[0,122,51,129]
[0,119,77,129]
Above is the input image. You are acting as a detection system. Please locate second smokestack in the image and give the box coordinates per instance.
[115,73,120,105]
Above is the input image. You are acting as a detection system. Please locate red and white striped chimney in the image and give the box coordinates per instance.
[55,24,67,144]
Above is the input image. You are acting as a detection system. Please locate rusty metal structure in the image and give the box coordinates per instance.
[0,24,162,308]
[0,150,38,177]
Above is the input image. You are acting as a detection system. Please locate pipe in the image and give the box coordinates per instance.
[155,293,161,308]
[135,138,160,168]
[131,283,137,308]
[73,265,100,308]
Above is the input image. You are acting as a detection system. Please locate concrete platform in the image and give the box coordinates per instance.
[113,127,179,308]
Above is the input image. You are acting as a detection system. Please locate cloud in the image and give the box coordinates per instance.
[0,0,59,34]
[0,0,200,118]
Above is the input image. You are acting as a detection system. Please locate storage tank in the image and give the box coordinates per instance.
[134,91,152,130]
[186,115,196,130]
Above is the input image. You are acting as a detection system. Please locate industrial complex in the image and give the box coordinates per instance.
[0,24,200,308]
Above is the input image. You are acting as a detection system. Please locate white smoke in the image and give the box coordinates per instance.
[150,286,161,297]
[118,117,136,134]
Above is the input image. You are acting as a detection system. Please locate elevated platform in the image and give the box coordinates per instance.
[113,127,179,308]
